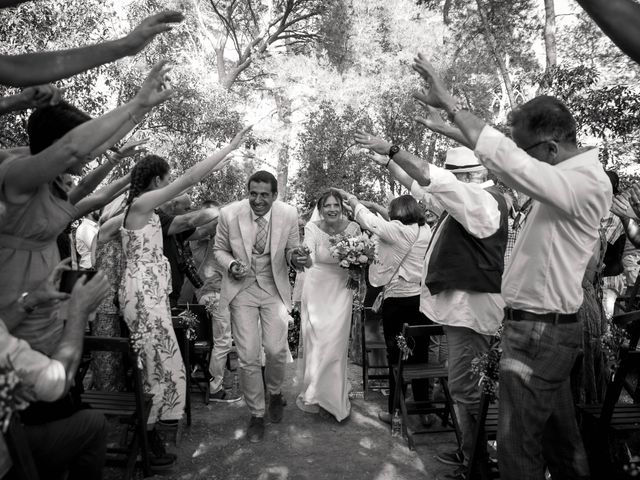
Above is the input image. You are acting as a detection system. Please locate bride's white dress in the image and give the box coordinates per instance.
[297,220,361,422]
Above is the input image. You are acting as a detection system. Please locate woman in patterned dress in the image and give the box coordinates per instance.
[119,128,250,466]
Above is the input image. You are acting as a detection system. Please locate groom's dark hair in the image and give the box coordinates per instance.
[248,170,278,194]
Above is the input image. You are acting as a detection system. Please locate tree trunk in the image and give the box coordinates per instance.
[544,0,557,70]
[274,90,292,199]
[474,0,516,110]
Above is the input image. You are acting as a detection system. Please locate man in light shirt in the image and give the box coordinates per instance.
[75,211,99,269]
[411,53,611,479]
[355,135,508,479]
[0,257,110,480]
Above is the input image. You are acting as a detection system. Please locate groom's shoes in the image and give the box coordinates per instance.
[269,393,285,423]
[247,416,265,443]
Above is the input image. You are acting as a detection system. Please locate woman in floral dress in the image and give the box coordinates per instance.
[118,128,249,466]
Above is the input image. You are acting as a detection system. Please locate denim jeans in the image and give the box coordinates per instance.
[498,319,589,480]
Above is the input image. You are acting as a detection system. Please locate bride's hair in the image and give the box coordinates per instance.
[316,188,347,217]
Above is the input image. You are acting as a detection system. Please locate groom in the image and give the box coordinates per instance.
[214,170,307,442]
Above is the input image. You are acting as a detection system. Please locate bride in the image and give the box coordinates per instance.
[296,189,361,422]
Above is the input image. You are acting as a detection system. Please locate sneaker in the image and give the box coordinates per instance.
[436,449,465,466]
[209,389,242,403]
[269,393,285,423]
[247,416,265,443]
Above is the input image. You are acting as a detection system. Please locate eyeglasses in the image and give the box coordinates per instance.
[522,139,557,153]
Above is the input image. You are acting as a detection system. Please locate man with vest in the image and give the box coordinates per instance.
[410,54,609,480]
[355,133,508,479]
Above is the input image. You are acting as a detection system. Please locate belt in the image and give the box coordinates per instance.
[504,308,578,325]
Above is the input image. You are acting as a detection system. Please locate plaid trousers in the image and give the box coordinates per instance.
[498,319,590,480]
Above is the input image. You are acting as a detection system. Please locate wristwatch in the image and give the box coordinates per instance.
[388,145,400,159]
[17,291,35,314]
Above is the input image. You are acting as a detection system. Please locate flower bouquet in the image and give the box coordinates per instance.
[329,233,377,291]
[0,362,33,433]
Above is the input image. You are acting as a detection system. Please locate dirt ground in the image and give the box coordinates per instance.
[105,361,457,480]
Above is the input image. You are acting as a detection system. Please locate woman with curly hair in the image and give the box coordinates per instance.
[118,127,249,467]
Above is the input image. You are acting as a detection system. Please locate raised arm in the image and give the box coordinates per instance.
[74,173,131,220]
[577,0,640,65]
[2,62,172,204]
[355,130,431,186]
[414,98,472,149]
[0,85,61,115]
[130,129,249,216]
[69,138,148,205]
[0,11,184,87]
[168,208,219,236]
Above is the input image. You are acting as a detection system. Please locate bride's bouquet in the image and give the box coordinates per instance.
[329,233,377,291]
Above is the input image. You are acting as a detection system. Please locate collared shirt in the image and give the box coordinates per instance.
[75,217,98,269]
[475,125,612,314]
[410,164,504,335]
[353,203,431,298]
[250,207,272,255]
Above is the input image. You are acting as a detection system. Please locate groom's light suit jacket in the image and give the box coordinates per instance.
[213,199,300,309]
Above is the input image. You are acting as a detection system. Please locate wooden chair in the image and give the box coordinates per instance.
[81,336,153,479]
[171,316,192,426]
[466,390,499,480]
[576,309,640,479]
[174,303,213,404]
[4,414,39,480]
[360,306,388,398]
[392,323,462,450]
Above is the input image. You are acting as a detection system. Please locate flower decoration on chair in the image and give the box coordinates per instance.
[601,324,630,372]
[177,308,200,341]
[0,361,33,433]
[329,233,377,292]
[470,323,503,403]
[396,334,414,361]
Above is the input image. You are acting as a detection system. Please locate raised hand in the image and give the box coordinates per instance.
[21,84,63,108]
[124,11,185,55]
[228,125,253,151]
[134,60,174,109]
[412,53,458,111]
[354,130,392,156]
[117,137,150,159]
[414,99,449,131]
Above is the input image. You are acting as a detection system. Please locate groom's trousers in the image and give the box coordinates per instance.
[230,282,289,417]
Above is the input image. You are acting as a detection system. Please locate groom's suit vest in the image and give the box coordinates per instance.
[244,223,279,297]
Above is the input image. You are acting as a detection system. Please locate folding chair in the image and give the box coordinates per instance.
[578,311,640,479]
[392,323,462,450]
[81,336,153,479]
[361,306,388,398]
